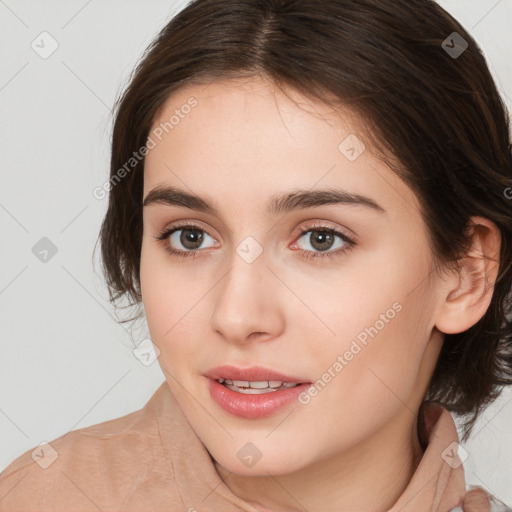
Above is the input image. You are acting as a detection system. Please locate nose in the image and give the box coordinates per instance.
[210,250,285,346]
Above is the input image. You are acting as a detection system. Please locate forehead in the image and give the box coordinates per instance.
[148,76,361,151]
[143,77,421,221]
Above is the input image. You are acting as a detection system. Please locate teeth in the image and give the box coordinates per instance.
[226,386,277,394]
[233,380,250,387]
[217,378,300,393]
[250,381,274,389]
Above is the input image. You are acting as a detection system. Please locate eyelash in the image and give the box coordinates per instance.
[154,222,356,261]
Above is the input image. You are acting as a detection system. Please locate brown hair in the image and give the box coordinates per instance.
[95,0,512,440]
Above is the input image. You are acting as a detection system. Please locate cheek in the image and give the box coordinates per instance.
[140,241,217,389]
[140,242,180,357]
[312,288,435,423]
[297,256,435,407]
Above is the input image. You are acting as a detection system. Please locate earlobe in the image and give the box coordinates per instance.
[434,216,501,335]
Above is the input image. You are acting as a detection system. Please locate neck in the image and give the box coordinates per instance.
[214,407,424,512]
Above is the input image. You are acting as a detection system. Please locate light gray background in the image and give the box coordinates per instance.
[1,0,511,506]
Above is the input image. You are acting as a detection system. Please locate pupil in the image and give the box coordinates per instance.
[181,228,203,249]
[311,230,333,251]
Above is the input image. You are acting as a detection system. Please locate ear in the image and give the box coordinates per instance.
[435,216,501,335]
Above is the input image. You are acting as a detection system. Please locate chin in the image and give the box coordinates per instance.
[212,447,310,477]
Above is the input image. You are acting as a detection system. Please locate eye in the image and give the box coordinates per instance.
[155,224,218,259]
[290,222,356,261]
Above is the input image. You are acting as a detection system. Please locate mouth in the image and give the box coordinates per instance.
[204,365,312,419]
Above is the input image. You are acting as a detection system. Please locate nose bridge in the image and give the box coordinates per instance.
[210,240,284,344]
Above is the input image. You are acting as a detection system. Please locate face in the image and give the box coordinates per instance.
[140,76,446,476]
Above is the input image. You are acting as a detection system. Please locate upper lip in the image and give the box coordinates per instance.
[204,365,310,383]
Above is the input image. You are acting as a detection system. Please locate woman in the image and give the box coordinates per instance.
[1,0,511,510]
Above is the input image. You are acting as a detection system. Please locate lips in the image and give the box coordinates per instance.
[204,365,310,384]
[204,365,313,418]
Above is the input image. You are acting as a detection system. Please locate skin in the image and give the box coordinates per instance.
[139,75,500,512]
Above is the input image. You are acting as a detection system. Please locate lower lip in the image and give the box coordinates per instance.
[207,378,311,419]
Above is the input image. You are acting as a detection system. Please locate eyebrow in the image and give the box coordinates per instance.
[142,185,386,216]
